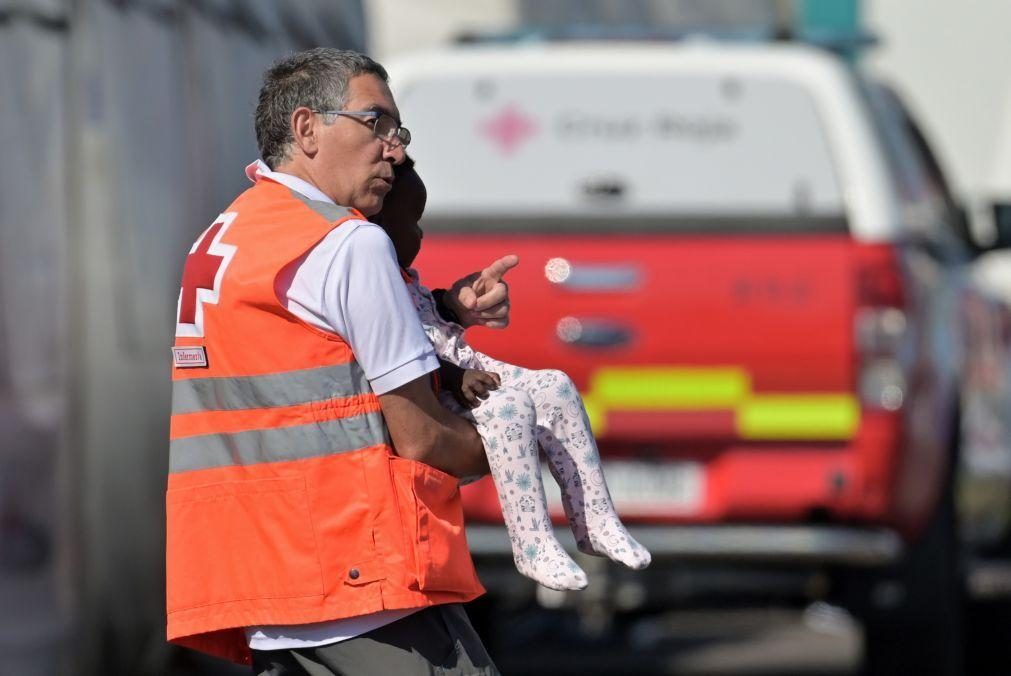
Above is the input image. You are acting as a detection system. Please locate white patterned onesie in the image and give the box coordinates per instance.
[404,268,650,590]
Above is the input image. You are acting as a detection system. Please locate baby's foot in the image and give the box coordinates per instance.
[512,536,588,591]
[578,518,651,571]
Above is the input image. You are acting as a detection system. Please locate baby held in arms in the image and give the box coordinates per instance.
[373,158,650,590]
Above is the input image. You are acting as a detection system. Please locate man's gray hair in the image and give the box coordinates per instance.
[255,48,389,169]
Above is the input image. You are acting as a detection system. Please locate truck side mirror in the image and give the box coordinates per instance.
[965,202,1011,254]
[948,204,982,256]
[991,204,1011,250]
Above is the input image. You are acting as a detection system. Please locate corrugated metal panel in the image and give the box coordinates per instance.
[0,22,67,424]
[0,0,66,18]
[0,11,69,676]
[0,2,368,673]
[277,0,366,49]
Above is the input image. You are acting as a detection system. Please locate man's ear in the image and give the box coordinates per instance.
[290,107,319,157]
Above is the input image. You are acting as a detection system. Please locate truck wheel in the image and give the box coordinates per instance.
[855,477,965,676]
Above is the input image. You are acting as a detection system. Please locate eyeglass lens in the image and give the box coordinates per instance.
[373,114,410,146]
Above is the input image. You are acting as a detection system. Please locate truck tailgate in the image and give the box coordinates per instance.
[417,233,857,440]
[414,232,872,523]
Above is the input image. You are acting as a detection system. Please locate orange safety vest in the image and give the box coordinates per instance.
[166,178,484,664]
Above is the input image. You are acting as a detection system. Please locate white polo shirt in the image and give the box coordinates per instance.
[243,160,437,650]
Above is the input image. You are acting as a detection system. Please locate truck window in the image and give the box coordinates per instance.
[398,71,846,232]
[859,80,941,206]
[859,79,972,251]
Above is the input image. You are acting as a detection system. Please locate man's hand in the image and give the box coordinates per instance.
[445,255,519,329]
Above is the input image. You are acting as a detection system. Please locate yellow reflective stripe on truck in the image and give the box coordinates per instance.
[580,366,859,440]
[589,367,750,408]
[737,394,860,440]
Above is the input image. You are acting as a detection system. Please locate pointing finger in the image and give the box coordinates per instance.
[478,254,519,284]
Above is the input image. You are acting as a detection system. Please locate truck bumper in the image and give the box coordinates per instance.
[466,523,903,567]
[466,524,905,607]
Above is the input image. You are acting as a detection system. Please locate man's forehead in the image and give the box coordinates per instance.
[346,74,400,120]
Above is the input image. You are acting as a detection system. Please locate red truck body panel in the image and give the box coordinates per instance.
[415,233,915,528]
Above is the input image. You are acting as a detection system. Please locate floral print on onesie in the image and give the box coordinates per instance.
[404,269,651,590]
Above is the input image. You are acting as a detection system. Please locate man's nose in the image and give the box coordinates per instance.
[383,141,406,165]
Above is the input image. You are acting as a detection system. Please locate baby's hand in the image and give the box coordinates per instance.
[456,369,501,408]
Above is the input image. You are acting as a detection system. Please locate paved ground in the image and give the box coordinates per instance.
[488,604,861,676]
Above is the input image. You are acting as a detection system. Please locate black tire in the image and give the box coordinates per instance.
[963,502,1011,674]
[852,476,966,676]
[965,597,1011,676]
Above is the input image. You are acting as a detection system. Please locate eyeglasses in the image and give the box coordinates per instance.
[315,109,411,148]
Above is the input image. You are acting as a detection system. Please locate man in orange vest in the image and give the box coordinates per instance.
[167,48,513,675]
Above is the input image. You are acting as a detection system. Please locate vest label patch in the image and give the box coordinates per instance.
[172,346,208,368]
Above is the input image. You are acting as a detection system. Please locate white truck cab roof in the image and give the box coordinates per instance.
[387,41,902,241]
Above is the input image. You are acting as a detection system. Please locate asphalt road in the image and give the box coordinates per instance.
[486,604,861,676]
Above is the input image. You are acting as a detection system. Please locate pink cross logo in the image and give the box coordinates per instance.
[479,105,538,155]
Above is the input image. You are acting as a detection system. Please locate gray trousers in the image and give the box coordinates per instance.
[251,604,500,676]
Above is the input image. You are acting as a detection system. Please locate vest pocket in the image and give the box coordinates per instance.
[389,457,474,592]
[166,476,324,612]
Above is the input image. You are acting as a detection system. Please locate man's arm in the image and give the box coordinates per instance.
[291,221,489,478]
[378,374,489,477]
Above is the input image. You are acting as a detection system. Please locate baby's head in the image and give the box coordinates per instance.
[373,156,427,269]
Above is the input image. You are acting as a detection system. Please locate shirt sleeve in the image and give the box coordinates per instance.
[286,221,439,394]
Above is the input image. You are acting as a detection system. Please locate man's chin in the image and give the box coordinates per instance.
[358,196,383,218]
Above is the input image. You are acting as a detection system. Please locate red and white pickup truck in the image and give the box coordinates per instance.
[389,41,1011,674]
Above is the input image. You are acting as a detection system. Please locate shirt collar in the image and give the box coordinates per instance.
[245,159,336,206]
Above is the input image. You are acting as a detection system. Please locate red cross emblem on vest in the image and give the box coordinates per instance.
[175,212,237,337]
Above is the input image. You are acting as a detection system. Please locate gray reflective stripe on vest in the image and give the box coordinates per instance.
[172,362,370,415]
[288,188,358,223]
[169,410,390,472]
